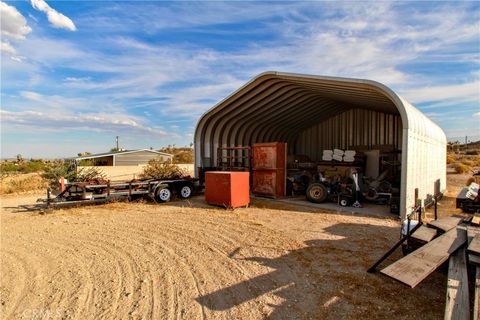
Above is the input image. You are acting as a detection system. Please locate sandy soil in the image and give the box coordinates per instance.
[1,190,449,320]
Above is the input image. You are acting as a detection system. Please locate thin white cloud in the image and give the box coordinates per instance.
[400,81,480,104]
[474,112,480,118]
[0,110,173,138]
[2,1,479,149]
[0,1,31,60]
[0,1,32,40]
[1,40,16,55]
[31,0,76,31]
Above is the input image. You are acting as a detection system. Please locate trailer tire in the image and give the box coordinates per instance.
[306,183,328,203]
[156,186,172,203]
[179,184,193,199]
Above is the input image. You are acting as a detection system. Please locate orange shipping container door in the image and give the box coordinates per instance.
[252,142,286,198]
[205,171,250,208]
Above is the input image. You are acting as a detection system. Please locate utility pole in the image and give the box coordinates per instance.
[116,136,119,150]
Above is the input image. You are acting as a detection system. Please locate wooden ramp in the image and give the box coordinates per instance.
[381,227,467,288]
[469,234,480,256]
[411,225,437,243]
[445,247,469,320]
[428,216,463,232]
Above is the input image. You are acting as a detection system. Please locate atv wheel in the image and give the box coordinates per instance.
[306,183,328,203]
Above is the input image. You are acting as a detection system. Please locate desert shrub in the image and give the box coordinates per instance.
[0,162,18,176]
[41,161,74,188]
[42,161,106,188]
[466,150,480,155]
[159,147,194,164]
[446,154,456,164]
[0,159,47,176]
[0,174,47,194]
[461,159,474,166]
[140,160,187,179]
[453,163,470,174]
[472,156,480,167]
[173,150,194,164]
[76,167,107,182]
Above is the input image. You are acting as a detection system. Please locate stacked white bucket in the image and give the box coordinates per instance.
[322,149,356,162]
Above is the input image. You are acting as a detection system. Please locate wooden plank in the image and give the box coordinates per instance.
[411,225,437,243]
[470,254,480,265]
[469,226,480,244]
[475,266,480,320]
[445,247,469,320]
[470,235,480,257]
[428,216,463,232]
[472,214,480,226]
[381,227,467,288]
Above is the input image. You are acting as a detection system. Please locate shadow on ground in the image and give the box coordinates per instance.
[195,222,444,319]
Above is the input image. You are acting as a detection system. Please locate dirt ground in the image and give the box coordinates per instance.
[0,173,471,320]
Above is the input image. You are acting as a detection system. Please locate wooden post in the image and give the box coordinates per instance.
[46,187,51,208]
[60,176,65,192]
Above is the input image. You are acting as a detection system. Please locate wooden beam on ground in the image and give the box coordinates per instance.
[428,216,463,232]
[475,266,480,320]
[411,225,437,243]
[469,235,480,257]
[472,214,480,226]
[445,247,469,320]
[470,254,480,265]
[381,227,467,288]
[468,226,480,243]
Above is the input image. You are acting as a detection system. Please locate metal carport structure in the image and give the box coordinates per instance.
[194,71,447,218]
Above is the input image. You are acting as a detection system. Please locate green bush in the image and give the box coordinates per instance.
[0,159,47,176]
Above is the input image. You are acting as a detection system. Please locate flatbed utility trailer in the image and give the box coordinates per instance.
[42,178,196,208]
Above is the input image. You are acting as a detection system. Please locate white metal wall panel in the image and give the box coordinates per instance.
[399,97,447,215]
[114,151,171,166]
[295,108,402,159]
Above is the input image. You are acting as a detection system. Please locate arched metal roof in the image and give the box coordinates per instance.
[195,71,445,164]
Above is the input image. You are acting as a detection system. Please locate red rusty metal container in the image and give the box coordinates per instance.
[205,171,250,208]
[252,142,286,198]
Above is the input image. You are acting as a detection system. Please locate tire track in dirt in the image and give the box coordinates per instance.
[1,206,297,320]
[113,214,291,319]
[0,251,29,319]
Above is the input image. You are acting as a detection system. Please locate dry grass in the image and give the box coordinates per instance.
[0,173,47,195]
[453,163,470,174]
[446,154,456,164]
[447,151,480,174]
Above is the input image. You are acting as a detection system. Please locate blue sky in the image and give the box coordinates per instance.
[1,1,479,158]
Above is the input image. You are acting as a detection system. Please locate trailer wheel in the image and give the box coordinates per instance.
[156,186,172,203]
[179,185,193,199]
[306,183,328,203]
